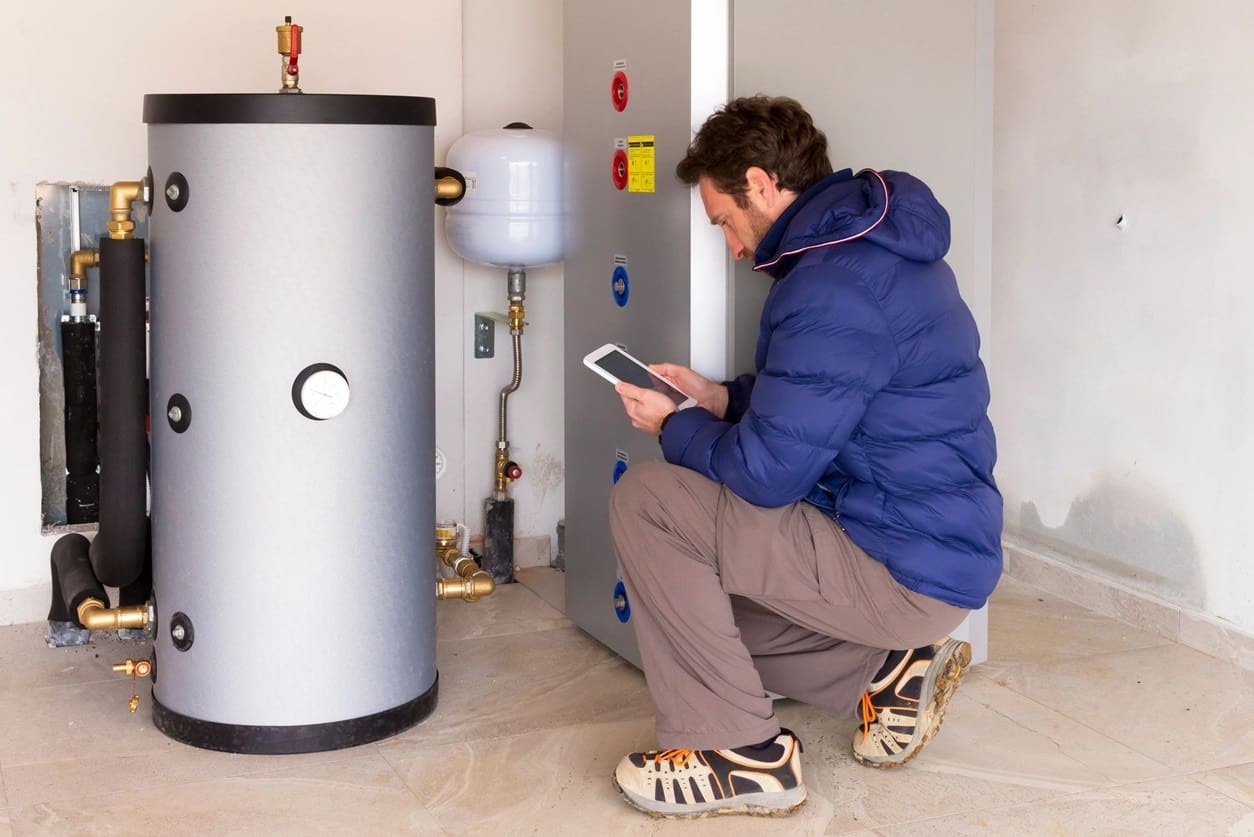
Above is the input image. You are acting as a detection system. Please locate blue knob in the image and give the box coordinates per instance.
[611,265,630,307]
[613,580,631,623]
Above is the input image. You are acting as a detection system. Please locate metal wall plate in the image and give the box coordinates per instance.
[474,311,508,358]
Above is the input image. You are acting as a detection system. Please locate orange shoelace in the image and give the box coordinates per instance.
[654,748,695,767]
[860,692,879,743]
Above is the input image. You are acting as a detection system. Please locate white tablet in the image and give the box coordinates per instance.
[583,343,698,410]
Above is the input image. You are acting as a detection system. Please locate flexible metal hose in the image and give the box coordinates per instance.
[498,331,523,444]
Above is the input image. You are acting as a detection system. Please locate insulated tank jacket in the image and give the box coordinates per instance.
[660,169,1003,609]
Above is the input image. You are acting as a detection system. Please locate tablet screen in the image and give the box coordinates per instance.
[594,350,690,407]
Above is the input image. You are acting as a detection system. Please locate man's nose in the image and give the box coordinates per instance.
[724,231,748,261]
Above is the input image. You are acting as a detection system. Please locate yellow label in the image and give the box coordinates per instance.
[627,134,656,193]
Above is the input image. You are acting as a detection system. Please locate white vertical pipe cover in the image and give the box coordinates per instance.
[688,0,730,381]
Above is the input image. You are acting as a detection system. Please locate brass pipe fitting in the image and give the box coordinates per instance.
[107,180,146,240]
[112,659,152,678]
[70,249,100,283]
[76,598,150,631]
[434,525,495,602]
[494,448,510,495]
[507,300,525,334]
[436,533,480,580]
[68,249,100,313]
[435,176,465,203]
[444,550,480,579]
[436,574,496,602]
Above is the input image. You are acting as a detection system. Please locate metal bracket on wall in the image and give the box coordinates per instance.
[474,311,508,358]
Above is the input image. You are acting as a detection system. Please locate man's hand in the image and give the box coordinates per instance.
[616,383,677,435]
[650,364,729,419]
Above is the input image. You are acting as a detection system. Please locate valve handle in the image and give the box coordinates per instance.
[505,461,523,480]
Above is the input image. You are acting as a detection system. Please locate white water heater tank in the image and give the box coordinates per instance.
[444,123,564,268]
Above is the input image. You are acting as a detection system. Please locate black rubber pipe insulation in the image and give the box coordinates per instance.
[48,533,108,623]
[89,237,150,587]
[61,320,99,523]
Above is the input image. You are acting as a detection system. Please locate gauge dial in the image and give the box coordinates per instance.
[293,364,350,420]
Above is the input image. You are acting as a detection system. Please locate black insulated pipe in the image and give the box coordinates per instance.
[119,528,153,609]
[90,237,150,587]
[60,320,99,523]
[483,497,515,585]
[48,533,108,624]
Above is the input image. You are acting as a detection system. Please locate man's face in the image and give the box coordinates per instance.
[699,175,777,261]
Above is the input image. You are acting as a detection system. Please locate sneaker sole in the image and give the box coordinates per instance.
[612,775,807,819]
[854,638,972,769]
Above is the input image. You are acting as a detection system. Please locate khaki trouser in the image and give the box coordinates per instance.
[608,461,967,750]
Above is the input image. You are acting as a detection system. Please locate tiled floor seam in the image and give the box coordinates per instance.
[976,633,1179,674]
[0,749,388,811]
[971,645,1213,774]
[374,745,452,833]
[1183,764,1254,810]
[979,680,1180,775]
[380,715,654,760]
[855,775,1157,833]
[0,673,146,700]
[436,623,580,646]
[872,765,1254,832]
[964,670,1178,780]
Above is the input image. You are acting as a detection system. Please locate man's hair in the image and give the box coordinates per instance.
[676,96,833,207]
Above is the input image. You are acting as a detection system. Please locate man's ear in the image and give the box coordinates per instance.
[743,166,779,208]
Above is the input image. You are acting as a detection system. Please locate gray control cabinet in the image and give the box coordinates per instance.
[562,0,729,665]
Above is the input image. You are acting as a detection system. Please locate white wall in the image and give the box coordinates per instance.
[0,2,467,624]
[458,0,565,559]
[729,0,994,380]
[994,0,1254,632]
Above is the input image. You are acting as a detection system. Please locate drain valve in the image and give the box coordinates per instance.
[113,658,153,713]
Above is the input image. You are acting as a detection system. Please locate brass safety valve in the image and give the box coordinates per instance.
[276,16,303,92]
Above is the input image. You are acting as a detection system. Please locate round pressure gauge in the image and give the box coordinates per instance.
[293,363,350,421]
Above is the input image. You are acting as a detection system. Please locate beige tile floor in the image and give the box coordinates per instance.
[1,569,1252,836]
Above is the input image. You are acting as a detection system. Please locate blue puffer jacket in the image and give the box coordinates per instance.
[661,169,1002,609]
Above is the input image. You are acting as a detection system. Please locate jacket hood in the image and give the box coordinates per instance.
[754,169,951,276]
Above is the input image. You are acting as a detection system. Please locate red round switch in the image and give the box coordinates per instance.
[611,70,630,112]
[612,149,629,190]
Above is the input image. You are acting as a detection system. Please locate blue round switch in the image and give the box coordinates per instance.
[611,265,630,307]
[613,580,631,623]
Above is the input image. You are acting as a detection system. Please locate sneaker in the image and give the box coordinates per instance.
[612,730,807,819]
[853,637,972,768]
